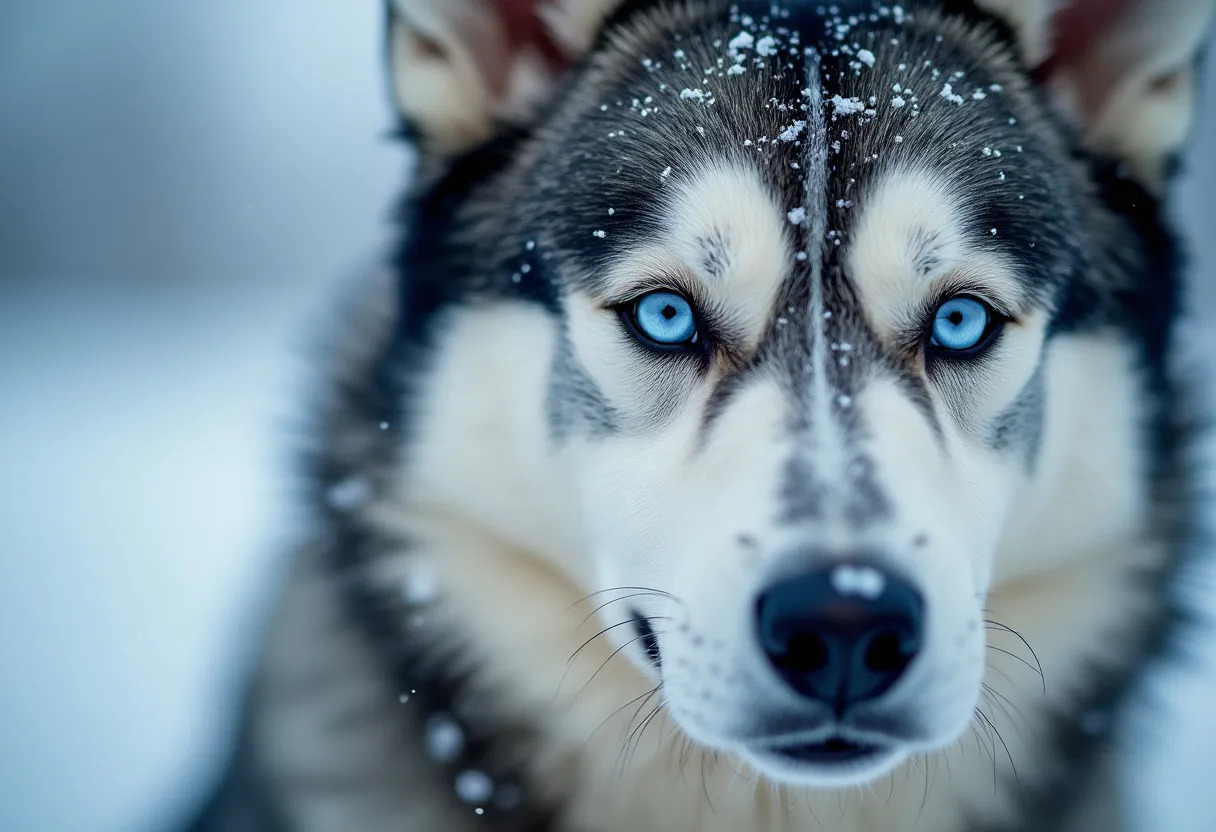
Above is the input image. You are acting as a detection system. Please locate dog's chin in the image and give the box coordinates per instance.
[740,738,907,787]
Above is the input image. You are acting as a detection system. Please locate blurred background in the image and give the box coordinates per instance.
[0,2,1213,830]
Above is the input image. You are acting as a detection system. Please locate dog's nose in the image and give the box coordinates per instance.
[756,564,923,713]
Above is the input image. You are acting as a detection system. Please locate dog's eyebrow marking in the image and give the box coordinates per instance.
[697,230,732,281]
[911,228,946,279]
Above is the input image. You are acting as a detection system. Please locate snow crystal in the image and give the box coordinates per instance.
[455,770,495,805]
[728,31,754,53]
[940,83,965,105]
[837,395,853,408]
[891,96,906,109]
[425,714,465,763]
[525,240,535,251]
[660,166,673,179]
[787,207,808,226]
[679,88,707,102]
[755,35,778,57]
[894,135,904,144]
[831,564,886,600]
[778,120,807,142]
[404,563,439,605]
[727,64,745,76]
[857,49,876,67]
[327,476,371,512]
[592,230,607,238]
[829,95,866,116]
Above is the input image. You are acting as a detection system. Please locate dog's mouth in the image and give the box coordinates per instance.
[764,736,888,765]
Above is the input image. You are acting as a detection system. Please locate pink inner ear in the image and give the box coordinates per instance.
[1035,0,1139,113]
[493,0,571,83]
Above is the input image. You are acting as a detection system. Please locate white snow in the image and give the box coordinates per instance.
[778,120,807,142]
[454,770,494,805]
[787,207,808,226]
[829,95,866,116]
[940,83,965,105]
[727,31,755,53]
[403,563,439,606]
[857,49,876,67]
[755,35,778,57]
[425,715,465,763]
[326,475,371,512]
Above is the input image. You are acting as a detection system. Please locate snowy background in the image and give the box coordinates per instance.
[0,2,1213,830]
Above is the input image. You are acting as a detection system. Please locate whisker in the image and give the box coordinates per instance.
[985,644,1046,689]
[976,707,1020,789]
[570,630,667,702]
[568,586,679,610]
[578,592,668,629]
[984,620,1045,691]
[566,616,670,668]
[588,684,662,743]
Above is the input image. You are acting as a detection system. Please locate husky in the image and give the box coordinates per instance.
[188,1,1216,830]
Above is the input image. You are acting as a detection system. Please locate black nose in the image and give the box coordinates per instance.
[756,564,923,714]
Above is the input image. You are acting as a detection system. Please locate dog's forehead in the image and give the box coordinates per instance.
[540,0,1077,317]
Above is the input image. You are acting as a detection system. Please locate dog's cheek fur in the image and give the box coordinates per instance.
[390,302,589,577]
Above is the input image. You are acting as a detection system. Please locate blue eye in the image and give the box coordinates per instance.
[632,291,698,345]
[931,297,993,352]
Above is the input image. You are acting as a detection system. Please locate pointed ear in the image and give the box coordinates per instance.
[976,0,1216,187]
[386,0,624,161]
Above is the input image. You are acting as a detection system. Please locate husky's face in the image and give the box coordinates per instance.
[386,0,1211,791]
[535,7,1055,784]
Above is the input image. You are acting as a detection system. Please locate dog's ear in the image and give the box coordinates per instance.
[976,0,1216,187]
[386,0,623,160]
